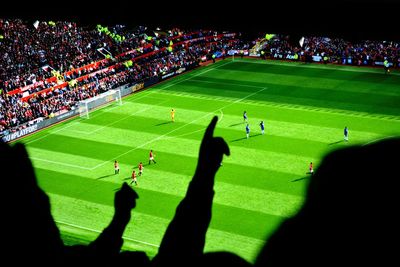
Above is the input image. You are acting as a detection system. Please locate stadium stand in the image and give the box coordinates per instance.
[0,19,245,137]
[1,19,399,138]
[254,34,400,67]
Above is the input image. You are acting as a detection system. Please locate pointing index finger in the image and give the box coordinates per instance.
[204,116,218,138]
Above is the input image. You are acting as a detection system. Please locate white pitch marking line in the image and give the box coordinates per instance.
[30,157,93,170]
[362,135,397,146]
[158,60,234,90]
[190,79,266,89]
[55,220,160,248]
[25,105,122,145]
[160,109,224,140]
[65,129,92,135]
[26,63,234,170]
[88,107,153,134]
[25,62,231,145]
[156,83,400,122]
[233,59,400,76]
[119,61,233,104]
[25,120,84,145]
[28,105,168,168]
[81,100,169,135]
[91,87,266,170]
[160,128,205,141]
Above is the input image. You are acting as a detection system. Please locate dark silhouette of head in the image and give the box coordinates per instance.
[255,137,400,266]
[2,142,64,264]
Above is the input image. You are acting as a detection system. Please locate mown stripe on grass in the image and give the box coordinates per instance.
[89,104,398,142]
[41,159,304,217]
[229,58,400,76]
[63,105,386,152]
[54,124,379,179]
[190,72,400,98]
[28,133,319,176]
[37,168,287,240]
[216,61,400,85]
[49,192,267,263]
[31,147,307,198]
[150,89,400,122]
[70,114,334,157]
[27,147,104,170]
[189,76,400,97]
[174,80,400,116]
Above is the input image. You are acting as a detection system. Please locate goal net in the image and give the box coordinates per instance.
[79,89,122,119]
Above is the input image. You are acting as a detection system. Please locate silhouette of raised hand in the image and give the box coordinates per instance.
[89,182,138,258]
[153,116,230,266]
[114,182,138,219]
[196,116,230,178]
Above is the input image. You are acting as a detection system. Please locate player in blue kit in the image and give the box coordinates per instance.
[243,111,248,123]
[246,124,250,139]
[344,126,349,141]
[260,121,265,135]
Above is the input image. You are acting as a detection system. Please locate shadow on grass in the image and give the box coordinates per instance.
[229,122,244,127]
[230,137,248,142]
[230,133,263,142]
[291,175,311,182]
[328,140,344,145]
[97,174,116,180]
[155,121,173,126]
[113,179,136,191]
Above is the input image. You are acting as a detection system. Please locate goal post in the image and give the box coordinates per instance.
[79,89,122,119]
[79,101,89,119]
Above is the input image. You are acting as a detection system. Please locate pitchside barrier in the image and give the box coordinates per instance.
[1,109,80,143]
[248,50,397,67]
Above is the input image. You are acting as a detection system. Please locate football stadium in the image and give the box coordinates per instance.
[1,2,400,265]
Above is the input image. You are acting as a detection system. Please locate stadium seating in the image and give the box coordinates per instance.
[0,19,244,134]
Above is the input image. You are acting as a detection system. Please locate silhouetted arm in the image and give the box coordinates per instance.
[153,116,230,266]
[2,142,64,264]
[89,182,138,257]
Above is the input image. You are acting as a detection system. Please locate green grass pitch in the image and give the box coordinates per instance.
[19,58,400,262]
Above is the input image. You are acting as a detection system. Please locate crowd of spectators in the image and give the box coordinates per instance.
[1,19,109,91]
[3,18,398,138]
[259,35,400,67]
[0,19,174,93]
[0,19,246,136]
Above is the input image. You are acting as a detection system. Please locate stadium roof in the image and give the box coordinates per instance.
[1,0,400,41]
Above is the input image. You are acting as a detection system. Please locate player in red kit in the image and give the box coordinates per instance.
[138,162,144,176]
[130,170,138,186]
[309,162,314,175]
[149,150,157,164]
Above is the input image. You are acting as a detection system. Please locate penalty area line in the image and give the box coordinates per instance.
[160,109,224,141]
[92,88,265,170]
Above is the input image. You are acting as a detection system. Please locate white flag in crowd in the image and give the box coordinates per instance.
[33,20,39,29]
[299,37,305,47]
